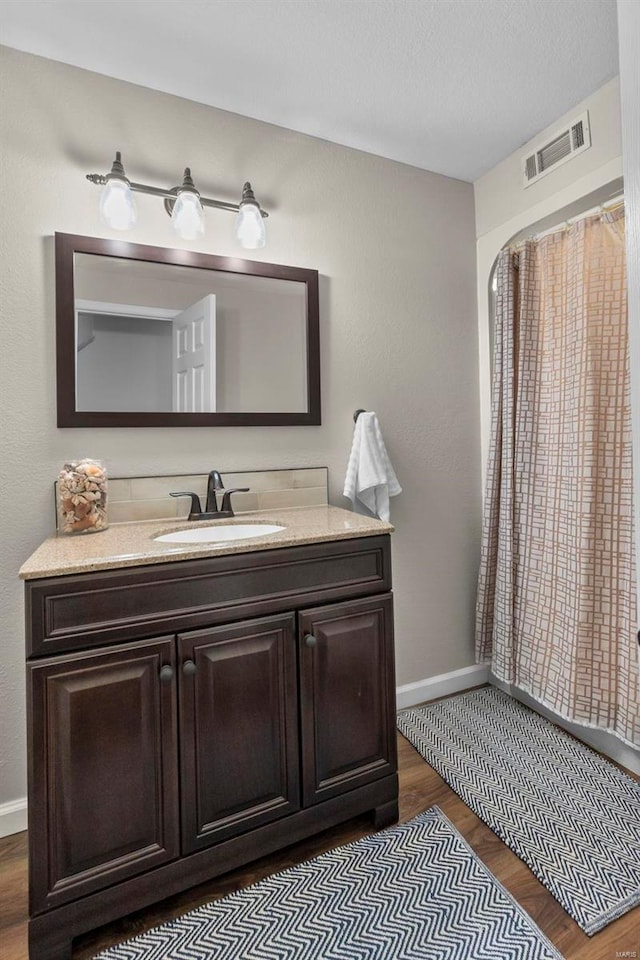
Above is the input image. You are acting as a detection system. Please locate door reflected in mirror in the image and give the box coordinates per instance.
[56,235,320,427]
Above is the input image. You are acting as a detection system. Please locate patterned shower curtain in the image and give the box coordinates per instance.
[476,207,640,747]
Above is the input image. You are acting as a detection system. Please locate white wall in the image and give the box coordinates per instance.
[0,47,480,818]
[475,78,622,239]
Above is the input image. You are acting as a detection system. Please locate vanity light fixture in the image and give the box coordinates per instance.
[87,152,268,248]
[98,152,137,231]
[169,168,204,240]
[235,181,266,249]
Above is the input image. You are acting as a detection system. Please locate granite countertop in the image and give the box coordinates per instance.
[19,505,394,580]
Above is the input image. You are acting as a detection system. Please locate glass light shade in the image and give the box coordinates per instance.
[99,178,137,231]
[172,190,204,240]
[235,202,266,249]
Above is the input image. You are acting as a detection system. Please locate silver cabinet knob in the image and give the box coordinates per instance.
[304,634,317,648]
[159,664,174,682]
[183,659,197,676]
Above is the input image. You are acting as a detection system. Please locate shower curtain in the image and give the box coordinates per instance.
[476,206,640,747]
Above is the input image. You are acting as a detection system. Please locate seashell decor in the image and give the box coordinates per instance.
[57,459,108,534]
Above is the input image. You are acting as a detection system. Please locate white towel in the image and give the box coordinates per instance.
[343,412,401,522]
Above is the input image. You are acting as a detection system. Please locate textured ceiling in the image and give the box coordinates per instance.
[0,0,619,182]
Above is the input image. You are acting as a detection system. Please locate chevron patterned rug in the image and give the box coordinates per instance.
[398,686,640,936]
[94,806,562,960]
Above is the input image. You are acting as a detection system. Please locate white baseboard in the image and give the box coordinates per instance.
[0,797,27,839]
[396,664,490,710]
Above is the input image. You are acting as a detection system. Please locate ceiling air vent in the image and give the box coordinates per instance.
[522,111,591,188]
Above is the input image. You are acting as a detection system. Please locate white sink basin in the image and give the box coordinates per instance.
[154,523,285,545]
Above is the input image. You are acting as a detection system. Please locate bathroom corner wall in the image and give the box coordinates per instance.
[0,46,480,818]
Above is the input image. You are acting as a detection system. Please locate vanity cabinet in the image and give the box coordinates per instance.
[25,535,398,959]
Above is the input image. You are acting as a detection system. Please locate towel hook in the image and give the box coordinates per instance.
[353,408,366,422]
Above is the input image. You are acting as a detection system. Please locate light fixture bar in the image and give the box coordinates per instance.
[86,173,269,217]
[87,154,268,247]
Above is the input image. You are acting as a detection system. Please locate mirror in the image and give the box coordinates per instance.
[55,233,320,426]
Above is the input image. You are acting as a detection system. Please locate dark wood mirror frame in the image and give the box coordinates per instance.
[55,233,321,427]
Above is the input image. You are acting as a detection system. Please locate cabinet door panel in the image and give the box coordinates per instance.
[28,637,179,912]
[299,594,397,805]
[179,615,299,853]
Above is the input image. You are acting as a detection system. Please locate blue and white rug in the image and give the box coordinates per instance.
[398,686,640,936]
[95,806,562,959]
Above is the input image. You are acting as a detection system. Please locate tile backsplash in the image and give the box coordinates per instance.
[55,468,328,529]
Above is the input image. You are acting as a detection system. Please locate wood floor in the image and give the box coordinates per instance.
[1,733,638,960]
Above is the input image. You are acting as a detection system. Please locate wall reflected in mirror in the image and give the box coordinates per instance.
[74,253,308,414]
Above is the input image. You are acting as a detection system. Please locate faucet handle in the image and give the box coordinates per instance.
[170,491,202,518]
[220,488,250,514]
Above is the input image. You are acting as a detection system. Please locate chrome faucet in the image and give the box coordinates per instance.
[170,470,250,521]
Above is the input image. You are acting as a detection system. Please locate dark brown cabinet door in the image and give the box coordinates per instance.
[178,614,300,853]
[299,594,397,806]
[28,637,179,912]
